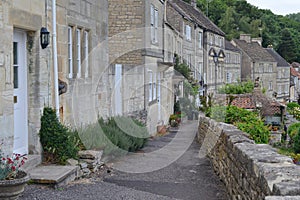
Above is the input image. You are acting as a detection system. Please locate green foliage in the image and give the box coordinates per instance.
[287,122,300,141]
[39,107,80,164]
[62,116,149,158]
[98,117,148,155]
[277,28,298,63]
[218,80,254,94]
[200,93,214,117]
[293,131,300,154]
[225,106,270,144]
[286,102,300,120]
[196,0,300,62]
[174,55,191,80]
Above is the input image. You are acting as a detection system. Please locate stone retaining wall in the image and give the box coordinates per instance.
[197,114,300,200]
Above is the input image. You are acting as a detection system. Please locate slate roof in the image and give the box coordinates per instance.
[225,40,240,52]
[169,0,225,36]
[265,48,290,67]
[233,39,276,62]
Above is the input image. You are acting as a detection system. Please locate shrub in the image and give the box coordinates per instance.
[225,106,270,144]
[39,107,80,164]
[294,131,300,154]
[287,122,300,141]
[218,80,254,94]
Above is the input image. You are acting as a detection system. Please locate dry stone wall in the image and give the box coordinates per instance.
[197,114,300,200]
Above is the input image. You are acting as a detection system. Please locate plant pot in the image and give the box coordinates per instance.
[0,171,30,200]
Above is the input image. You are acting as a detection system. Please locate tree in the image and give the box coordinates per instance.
[277,28,297,63]
[218,6,237,40]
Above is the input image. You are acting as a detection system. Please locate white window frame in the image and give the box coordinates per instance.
[153,73,156,100]
[68,26,73,78]
[84,30,89,78]
[185,25,191,41]
[148,70,153,102]
[198,32,202,48]
[269,81,273,90]
[76,28,81,78]
[151,4,158,44]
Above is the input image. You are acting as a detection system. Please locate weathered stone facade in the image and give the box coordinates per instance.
[0,0,109,157]
[0,0,48,155]
[198,114,300,200]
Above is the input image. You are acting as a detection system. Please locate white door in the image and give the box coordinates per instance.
[114,64,122,116]
[13,30,28,155]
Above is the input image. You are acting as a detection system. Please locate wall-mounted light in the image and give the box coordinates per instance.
[40,27,50,49]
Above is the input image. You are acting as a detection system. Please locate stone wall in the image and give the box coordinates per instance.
[198,114,300,200]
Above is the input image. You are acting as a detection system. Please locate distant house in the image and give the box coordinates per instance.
[224,40,242,84]
[231,34,277,99]
[290,67,300,102]
[169,0,226,94]
[265,47,290,102]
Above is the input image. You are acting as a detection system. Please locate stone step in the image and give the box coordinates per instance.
[21,154,42,173]
[28,165,79,188]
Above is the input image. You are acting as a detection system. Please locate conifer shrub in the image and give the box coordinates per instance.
[39,107,80,164]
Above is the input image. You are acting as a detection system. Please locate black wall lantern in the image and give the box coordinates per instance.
[40,27,50,49]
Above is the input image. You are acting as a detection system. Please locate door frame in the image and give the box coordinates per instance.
[13,29,28,155]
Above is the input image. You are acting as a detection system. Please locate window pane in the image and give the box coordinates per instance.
[13,42,18,89]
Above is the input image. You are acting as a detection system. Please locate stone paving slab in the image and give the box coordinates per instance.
[29,165,78,186]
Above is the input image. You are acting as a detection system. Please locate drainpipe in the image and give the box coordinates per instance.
[52,0,60,118]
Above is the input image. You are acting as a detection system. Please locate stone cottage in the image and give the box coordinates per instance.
[0,0,108,161]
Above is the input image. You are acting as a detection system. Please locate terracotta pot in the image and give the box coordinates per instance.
[0,171,30,200]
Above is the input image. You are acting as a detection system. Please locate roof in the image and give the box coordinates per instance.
[233,39,276,62]
[225,40,240,52]
[169,0,225,36]
[291,62,300,68]
[265,48,290,67]
[291,67,300,78]
[231,89,284,116]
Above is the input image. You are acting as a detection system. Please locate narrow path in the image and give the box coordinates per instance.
[20,120,229,200]
[105,120,229,200]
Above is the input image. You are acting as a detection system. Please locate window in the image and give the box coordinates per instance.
[153,73,156,100]
[185,25,191,41]
[76,29,81,78]
[84,31,89,78]
[268,64,273,73]
[258,63,264,73]
[226,72,232,83]
[148,71,153,102]
[198,32,202,48]
[68,26,90,79]
[151,4,158,44]
[269,81,273,90]
[68,26,73,78]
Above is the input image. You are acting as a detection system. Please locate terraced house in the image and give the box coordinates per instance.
[0,0,108,159]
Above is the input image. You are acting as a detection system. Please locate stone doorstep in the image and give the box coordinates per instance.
[20,154,42,173]
[28,165,79,188]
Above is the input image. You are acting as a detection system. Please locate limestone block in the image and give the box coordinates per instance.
[78,150,103,160]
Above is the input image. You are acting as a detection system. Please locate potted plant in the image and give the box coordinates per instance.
[0,143,29,200]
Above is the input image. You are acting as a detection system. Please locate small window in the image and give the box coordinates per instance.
[151,4,158,44]
[68,26,73,78]
[198,32,202,48]
[84,30,89,78]
[76,28,81,78]
[185,25,191,41]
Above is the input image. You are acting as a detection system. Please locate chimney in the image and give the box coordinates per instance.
[239,34,251,43]
[252,37,262,46]
[191,0,197,8]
